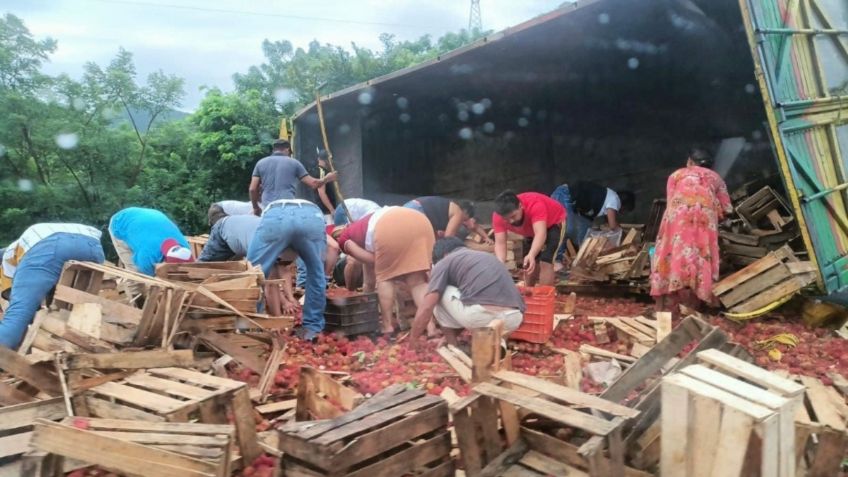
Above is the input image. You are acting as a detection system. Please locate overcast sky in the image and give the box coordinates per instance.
[5,0,566,111]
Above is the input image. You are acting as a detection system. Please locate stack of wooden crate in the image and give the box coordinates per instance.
[155,260,264,317]
[713,245,817,314]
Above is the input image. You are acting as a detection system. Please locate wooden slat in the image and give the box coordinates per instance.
[84,396,167,422]
[198,330,265,373]
[719,265,792,308]
[473,382,616,436]
[697,349,804,397]
[438,346,472,383]
[148,367,244,391]
[661,378,690,477]
[663,374,773,420]
[0,431,33,458]
[344,432,451,477]
[64,350,198,370]
[73,418,232,435]
[492,370,638,418]
[712,254,782,296]
[314,395,443,445]
[53,285,142,324]
[730,276,807,313]
[90,381,188,413]
[690,394,722,477]
[0,346,61,395]
[680,365,788,410]
[95,431,227,446]
[0,397,67,432]
[123,373,213,401]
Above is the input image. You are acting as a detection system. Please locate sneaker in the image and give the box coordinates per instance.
[293,326,319,342]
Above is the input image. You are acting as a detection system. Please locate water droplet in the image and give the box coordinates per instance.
[258,132,272,143]
[274,88,297,104]
[18,178,33,192]
[627,57,640,69]
[598,13,610,24]
[0,144,5,157]
[358,90,374,105]
[71,98,85,110]
[481,98,492,108]
[483,122,495,133]
[517,118,529,127]
[457,102,469,112]
[55,133,79,150]
[457,110,470,122]
[396,97,409,109]
[471,103,485,115]
[744,84,756,94]
[399,113,411,123]
[338,123,351,134]
[458,127,473,140]
[752,130,763,140]
[521,107,532,116]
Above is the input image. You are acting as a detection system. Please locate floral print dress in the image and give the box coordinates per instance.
[650,165,732,304]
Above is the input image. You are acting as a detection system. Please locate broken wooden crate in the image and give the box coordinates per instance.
[28,417,234,477]
[45,261,189,348]
[597,316,751,470]
[661,353,804,477]
[713,245,817,314]
[453,377,646,477]
[736,186,795,232]
[279,386,452,477]
[186,234,210,259]
[155,260,263,316]
[0,398,67,475]
[77,366,260,462]
[295,366,364,421]
[779,373,848,477]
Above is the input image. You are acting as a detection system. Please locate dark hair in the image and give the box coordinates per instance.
[457,200,476,219]
[317,150,329,161]
[433,237,466,263]
[689,147,713,168]
[273,139,291,151]
[494,190,520,216]
[207,204,227,226]
[618,190,635,213]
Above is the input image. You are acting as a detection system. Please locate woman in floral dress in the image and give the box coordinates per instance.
[650,149,732,315]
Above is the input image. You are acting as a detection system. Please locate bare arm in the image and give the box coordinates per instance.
[301,171,337,190]
[325,235,340,277]
[249,177,262,215]
[317,185,335,214]
[606,209,619,230]
[474,223,493,245]
[443,203,465,237]
[494,232,508,262]
[523,221,548,274]
[343,241,375,265]
[410,291,440,342]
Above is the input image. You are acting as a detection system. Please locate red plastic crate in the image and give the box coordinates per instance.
[510,286,556,343]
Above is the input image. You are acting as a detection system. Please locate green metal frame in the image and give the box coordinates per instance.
[739,0,848,294]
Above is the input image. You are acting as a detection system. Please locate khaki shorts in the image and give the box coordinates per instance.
[108,218,138,273]
[433,286,523,332]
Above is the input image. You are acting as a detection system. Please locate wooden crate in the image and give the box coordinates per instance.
[186,235,209,259]
[661,361,797,477]
[295,366,364,421]
[598,316,743,467]
[78,367,260,462]
[156,260,264,316]
[453,377,647,477]
[0,398,67,475]
[44,261,188,349]
[28,417,234,477]
[713,246,817,313]
[736,186,794,232]
[279,387,452,477]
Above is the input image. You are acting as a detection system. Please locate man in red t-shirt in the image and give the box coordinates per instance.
[492,190,566,286]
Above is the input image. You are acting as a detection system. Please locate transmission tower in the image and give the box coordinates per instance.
[469,0,482,31]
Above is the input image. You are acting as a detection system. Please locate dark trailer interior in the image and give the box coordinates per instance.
[294,0,779,220]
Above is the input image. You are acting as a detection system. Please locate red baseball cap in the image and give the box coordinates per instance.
[160,238,193,263]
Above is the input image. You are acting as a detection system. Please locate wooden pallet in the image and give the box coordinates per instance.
[279,386,452,476]
[295,366,364,421]
[713,246,816,313]
[0,398,67,475]
[39,261,189,349]
[78,367,260,462]
[28,417,234,477]
[598,316,747,469]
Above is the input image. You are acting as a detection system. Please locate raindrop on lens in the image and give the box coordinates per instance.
[399,113,411,123]
[471,103,485,115]
[396,97,408,109]
[274,88,296,104]
[18,179,33,191]
[0,144,5,157]
[458,110,470,122]
[627,57,639,69]
[339,123,351,134]
[744,84,756,94]
[483,122,495,133]
[598,13,610,24]
[458,127,473,140]
[55,133,79,149]
[517,118,529,127]
[358,91,373,105]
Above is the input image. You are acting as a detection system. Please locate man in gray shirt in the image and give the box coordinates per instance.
[198,214,261,261]
[249,139,337,216]
[410,237,525,346]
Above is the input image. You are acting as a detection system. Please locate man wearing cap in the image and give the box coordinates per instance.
[0,223,105,348]
[313,150,338,224]
[248,140,338,217]
[108,207,193,276]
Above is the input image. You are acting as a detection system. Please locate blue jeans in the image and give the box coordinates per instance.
[248,203,327,333]
[295,258,306,288]
[551,184,591,259]
[403,200,424,213]
[0,233,105,348]
[333,207,349,226]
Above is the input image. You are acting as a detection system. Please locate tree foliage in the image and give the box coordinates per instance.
[0,13,486,245]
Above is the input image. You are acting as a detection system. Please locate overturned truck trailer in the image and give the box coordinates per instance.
[293,0,848,300]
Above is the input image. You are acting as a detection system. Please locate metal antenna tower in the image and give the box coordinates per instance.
[469,0,482,31]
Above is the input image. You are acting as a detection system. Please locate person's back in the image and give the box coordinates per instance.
[110,207,188,275]
[216,200,254,216]
[431,247,525,312]
[217,214,260,258]
[252,153,308,205]
[572,181,608,218]
[415,196,451,232]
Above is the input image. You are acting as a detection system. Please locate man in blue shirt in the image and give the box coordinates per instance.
[248,140,338,216]
[108,207,193,275]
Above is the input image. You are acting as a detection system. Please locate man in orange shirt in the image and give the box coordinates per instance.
[492,190,566,286]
